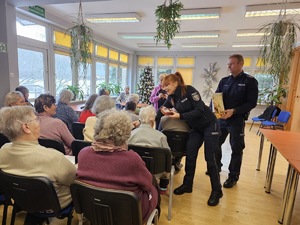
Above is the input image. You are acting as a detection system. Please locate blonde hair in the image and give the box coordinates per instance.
[0,106,35,141]
[94,109,132,146]
[4,91,24,106]
[139,105,156,124]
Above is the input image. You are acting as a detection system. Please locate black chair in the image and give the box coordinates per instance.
[128,144,174,220]
[0,133,10,149]
[38,138,65,155]
[71,139,92,163]
[70,180,158,225]
[0,170,73,225]
[72,122,85,140]
[162,131,189,158]
[0,192,12,225]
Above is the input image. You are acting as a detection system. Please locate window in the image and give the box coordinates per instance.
[120,66,128,88]
[254,72,274,104]
[109,63,118,84]
[16,17,46,42]
[53,30,71,48]
[18,48,46,99]
[55,51,72,95]
[96,61,106,85]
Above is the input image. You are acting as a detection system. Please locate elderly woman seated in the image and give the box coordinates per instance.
[79,94,98,123]
[4,91,26,106]
[34,94,75,155]
[76,109,159,224]
[83,95,116,142]
[128,105,170,192]
[54,89,79,132]
[15,85,33,106]
[0,106,76,222]
[124,101,139,122]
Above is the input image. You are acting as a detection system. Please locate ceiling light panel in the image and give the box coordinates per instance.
[181,43,219,48]
[236,29,267,37]
[118,31,220,39]
[232,43,265,48]
[245,2,300,17]
[180,8,221,20]
[137,43,169,48]
[85,12,141,23]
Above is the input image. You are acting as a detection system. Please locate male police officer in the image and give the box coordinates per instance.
[215,54,258,188]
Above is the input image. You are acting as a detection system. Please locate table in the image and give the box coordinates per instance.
[257,129,300,225]
[120,102,149,108]
[70,103,85,113]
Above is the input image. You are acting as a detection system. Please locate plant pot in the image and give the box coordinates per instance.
[272,21,288,36]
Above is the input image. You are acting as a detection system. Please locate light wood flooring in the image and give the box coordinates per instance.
[1,124,300,225]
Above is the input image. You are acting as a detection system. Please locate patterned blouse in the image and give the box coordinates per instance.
[54,102,79,132]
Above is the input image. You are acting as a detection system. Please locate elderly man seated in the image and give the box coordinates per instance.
[0,106,76,224]
[128,105,170,193]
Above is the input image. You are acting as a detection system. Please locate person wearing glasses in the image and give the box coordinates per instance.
[34,94,75,155]
[0,106,76,224]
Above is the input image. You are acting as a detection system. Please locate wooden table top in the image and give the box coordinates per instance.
[70,103,85,112]
[288,159,300,173]
[260,129,300,160]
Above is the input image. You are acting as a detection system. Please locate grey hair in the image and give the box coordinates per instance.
[94,109,132,146]
[4,91,24,106]
[58,89,74,104]
[128,94,139,104]
[0,106,35,141]
[91,95,116,116]
[139,105,156,124]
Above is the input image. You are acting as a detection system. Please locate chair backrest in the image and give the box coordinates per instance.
[38,138,65,155]
[128,145,172,174]
[258,105,280,120]
[70,181,143,225]
[72,122,85,140]
[71,139,92,163]
[0,169,61,213]
[277,110,291,124]
[162,131,189,157]
[0,133,10,149]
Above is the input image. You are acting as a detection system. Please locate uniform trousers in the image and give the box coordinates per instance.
[183,120,221,191]
[217,117,245,181]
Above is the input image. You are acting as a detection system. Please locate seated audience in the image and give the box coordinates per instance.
[79,94,98,123]
[128,105,170,192]
[128,105,169,149]
[4,91,26,106]
[77,109,159,224]
[0,106,76,220]
[116,85,130,103]
[98,88,110,96]
[124,101,139,122]
[83,95,115,142]
[34,94,75,155]
[54,89,79,132]
[15,85,33,106]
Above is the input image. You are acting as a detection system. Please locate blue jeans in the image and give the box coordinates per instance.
[183,120,221,191]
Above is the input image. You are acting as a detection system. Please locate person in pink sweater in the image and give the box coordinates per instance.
[34,94,75,155]
[77,109,160,223]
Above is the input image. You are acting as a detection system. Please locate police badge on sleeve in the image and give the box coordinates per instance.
[191,92,200,101]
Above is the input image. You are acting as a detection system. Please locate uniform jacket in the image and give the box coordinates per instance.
[157,85,215,132]
[216,71,258,120]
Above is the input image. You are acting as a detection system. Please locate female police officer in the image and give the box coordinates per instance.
[156,72,222,206]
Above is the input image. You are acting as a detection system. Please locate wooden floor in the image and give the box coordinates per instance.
[1,124,300,225]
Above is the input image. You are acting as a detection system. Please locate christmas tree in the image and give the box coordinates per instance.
[137,66,154,104]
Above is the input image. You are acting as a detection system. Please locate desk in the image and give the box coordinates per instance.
[70,103,85,113]
[120,102,149,108]
[257,129,300,225]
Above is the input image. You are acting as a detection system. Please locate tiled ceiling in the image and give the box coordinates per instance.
[9,0,300,52]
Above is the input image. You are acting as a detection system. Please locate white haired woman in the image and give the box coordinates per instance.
[77,109,159,224]
[4,91,26,106]
[83,95,116,142]
[0,106,76,223]
[54,89,79,132]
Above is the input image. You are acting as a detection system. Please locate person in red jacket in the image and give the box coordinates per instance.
[78,94,98,123]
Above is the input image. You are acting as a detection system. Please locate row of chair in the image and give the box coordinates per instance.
[0,170,158,225]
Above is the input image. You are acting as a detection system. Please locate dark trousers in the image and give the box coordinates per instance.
[183,120,221,192]
[216,118,245,181]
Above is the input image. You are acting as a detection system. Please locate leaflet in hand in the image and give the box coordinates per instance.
[212,93,225,119]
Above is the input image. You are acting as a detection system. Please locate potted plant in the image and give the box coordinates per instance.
[66,85,84,101]
[96,82,123,96]
[259,2,300,105]
[154,0,184,49]
[67,1,93,84]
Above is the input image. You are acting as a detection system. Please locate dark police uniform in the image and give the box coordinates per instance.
[216,71,258,181]
[157,85,221,192]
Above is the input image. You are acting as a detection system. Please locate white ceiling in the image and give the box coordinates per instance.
[9,0,300,52]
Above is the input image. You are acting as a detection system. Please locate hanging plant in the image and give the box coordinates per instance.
[154,0,183,49]
[67,1,93,85]
[259,0,300,104]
